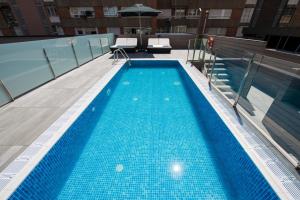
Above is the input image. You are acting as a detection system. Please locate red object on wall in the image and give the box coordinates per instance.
[208,36,214,48]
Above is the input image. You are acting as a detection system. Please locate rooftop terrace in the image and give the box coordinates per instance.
[0,33,299,199]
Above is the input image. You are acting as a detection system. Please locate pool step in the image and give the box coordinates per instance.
[223,91,235,99]
[207,67,227,72]
[207,73,229,78]
[213,79,230,85]
[216,85,232,92]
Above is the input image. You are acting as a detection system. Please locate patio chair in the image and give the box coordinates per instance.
[147,38,172,53]
[110,38,137,53]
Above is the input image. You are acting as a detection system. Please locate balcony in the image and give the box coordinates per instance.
[49,16,61,23]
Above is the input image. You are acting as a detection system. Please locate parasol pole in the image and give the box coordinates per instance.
[138,7,143,48]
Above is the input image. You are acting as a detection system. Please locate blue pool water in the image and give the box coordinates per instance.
[10,61,278,199]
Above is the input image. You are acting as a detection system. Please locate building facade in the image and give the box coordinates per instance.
[243,0,300,52]
[0,0,19,36]
[0,0,61,36]
[0,0,260,37]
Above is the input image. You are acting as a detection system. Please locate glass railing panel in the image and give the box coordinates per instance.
[0,40,54,99]
[72,36,93,65]
[44,38,78,76]
[237,55,300,162]
[209,47,254,101]
[106,33,114,48]
[100,37,110,54]
[186,38,208,62]
[0,33,115,107]
[199,38,208,61]
[89,38,102,58]
[186,39,196,61]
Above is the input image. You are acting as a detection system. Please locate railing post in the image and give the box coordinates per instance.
[205,53,213,77]
[0,80,14,101]
[192,38,197,60]
[233,54,256,107]
[43,48,56,79]
[186,39,191,63]
[198,39,203,61]
[208,52,217,87]
[99,38,104,55]
[201,40,207,62]
[71,42,79,67]
[88,40,94,59]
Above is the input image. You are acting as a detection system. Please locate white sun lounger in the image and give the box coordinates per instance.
[147,38,172,53]
[110,38,137,52]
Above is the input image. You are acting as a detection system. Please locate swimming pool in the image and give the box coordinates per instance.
[8,60,278,199]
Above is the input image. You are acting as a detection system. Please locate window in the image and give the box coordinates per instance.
[187,27,198,33]
[158,9,171,18]
[208,9,232,19]
[175,9,185,18]
[46,6,57,16]
[245,0,257,4]
[124,27,151,35]
[207,28,227,35]
[75,28,98,35]
[158,27,169,33]
[279,15,292,23]
[70,7,95,18]
[287,0,299,5]
[187,9,200,17]
[14,26,24,36]
[236,26,246,37]
[240,8,254,23]
[52,25,64,35]
[103,6,118,17]
[124,27,136,35]
[107,27,120,35]
[279,7,296,24]
[173,25,187,33]
[1,6,17,26]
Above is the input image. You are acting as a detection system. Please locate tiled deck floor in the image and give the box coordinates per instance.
[0,50,192,172]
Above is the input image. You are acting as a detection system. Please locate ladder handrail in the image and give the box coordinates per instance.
[208,51,217,86]
[113,48,131,65]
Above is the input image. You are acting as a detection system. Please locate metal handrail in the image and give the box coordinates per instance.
[113,48,131,66]
[208,51,217,87]
[43,48,56,79]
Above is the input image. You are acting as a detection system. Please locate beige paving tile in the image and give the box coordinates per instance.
[0,146,25,172]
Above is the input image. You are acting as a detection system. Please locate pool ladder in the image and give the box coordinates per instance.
[113,48,131,66]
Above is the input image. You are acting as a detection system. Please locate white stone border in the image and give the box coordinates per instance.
[0,60,125,200]
[0,58,298,200]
